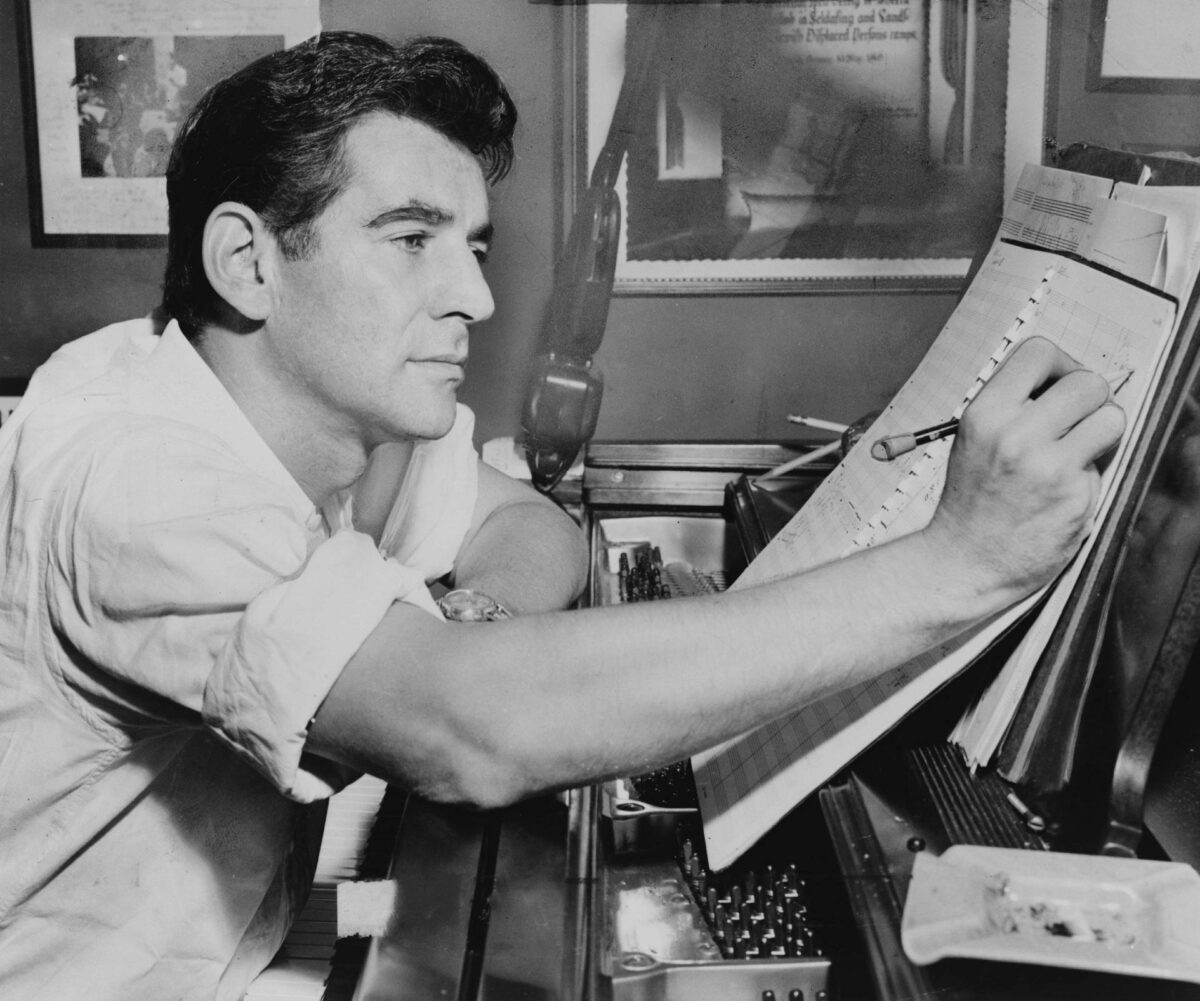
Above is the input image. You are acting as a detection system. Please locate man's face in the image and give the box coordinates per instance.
[264,112,495,448]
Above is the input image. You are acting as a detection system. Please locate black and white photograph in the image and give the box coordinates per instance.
[2,1,1199,999]
[17,0,317,243]
[73,34,283,180]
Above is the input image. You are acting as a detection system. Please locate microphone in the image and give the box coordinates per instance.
[521,353,604,489]
[521,185,619,491]
[519,5,665,492]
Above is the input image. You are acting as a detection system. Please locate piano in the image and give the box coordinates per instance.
[246,146,1200,1001]
[243,775,397,1001]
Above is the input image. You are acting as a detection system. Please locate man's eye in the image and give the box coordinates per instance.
[472,246,489,264]
[394,233,428,251]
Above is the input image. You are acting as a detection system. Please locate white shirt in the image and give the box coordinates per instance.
[0,319,478,999]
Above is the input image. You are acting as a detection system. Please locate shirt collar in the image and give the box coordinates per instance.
[142,322,321,530]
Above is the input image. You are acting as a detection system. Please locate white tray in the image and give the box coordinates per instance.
[901,845,1200,984]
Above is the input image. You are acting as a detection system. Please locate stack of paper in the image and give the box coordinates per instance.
[691,163,1199,871]
[951,169,1200,771]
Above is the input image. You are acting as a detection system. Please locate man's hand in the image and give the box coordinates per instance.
[926,336,1126,602]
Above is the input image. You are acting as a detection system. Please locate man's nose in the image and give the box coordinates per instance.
[438,246,495,324]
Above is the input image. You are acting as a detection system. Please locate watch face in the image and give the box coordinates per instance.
[439,589,510,622]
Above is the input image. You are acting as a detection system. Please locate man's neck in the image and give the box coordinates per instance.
[193,327,368,506]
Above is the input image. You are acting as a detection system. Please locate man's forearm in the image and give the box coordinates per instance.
[314,519,1006,808]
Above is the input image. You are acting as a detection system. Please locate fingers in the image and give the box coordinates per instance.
[931,337,1131,601]
[970,336,1125,464]
[983,335,1083,409]
[1051,399,1126,466]
[1025,368,1123,456]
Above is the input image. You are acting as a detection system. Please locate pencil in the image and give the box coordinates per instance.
[758,439,842,479]
[870,418,960,461]
[786,414,850,434]
[870,368,1131,463]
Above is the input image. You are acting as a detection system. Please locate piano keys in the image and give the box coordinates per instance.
[244,774,400,1001]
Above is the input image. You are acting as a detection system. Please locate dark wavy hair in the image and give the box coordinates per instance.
[161,31,517,339]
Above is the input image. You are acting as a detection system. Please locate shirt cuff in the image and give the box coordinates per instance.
[202,530,441,801]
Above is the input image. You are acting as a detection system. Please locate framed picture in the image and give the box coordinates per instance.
[15,0,320,247]
[573,1,1040,295]
[1044,0,1200,160]
[1086,0,1200,95]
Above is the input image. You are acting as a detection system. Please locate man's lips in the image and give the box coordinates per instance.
[414,354,467,367]
[412,356,467,380]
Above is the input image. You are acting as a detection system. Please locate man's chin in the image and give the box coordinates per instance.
[377,408,457,446]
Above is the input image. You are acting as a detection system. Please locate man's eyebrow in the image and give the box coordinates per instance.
[365,201,494,244]
[365,201,452,229]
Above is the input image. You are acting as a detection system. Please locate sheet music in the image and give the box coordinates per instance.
[734,243,1057,590]
[993,160,1113,252]
[952,185,1200,768]
[952,267,1182,767]
[693,240,1179,871]
[999,163,1115,253]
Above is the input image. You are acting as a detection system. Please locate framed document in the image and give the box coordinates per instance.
[576,1,1029,294]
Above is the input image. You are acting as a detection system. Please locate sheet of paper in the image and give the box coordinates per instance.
[693,241,1179,870]
[1077,199,1167,287]
[1000,162,1173,290]
[1112,184,1200,301]
[952,187,1200,769]
[999,163,1115,254]
[693,594,1044,869]
[951,182,1200,767]
[733,242,1057,590]
[951,259,1183,768]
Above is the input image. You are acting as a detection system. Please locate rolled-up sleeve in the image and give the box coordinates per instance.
[45,421,444,803]
[203,531,438,800]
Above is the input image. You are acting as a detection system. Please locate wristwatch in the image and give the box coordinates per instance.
[437,588,512,622]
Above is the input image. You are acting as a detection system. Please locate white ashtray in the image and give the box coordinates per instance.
[901,844,1200,984]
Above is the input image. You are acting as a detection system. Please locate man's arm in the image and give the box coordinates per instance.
[444,460,588,615]
[307,339,1124,809]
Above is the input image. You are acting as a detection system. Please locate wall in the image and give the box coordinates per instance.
[0,0,962,446]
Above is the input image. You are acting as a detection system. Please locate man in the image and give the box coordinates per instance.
[0,31,1123,1001]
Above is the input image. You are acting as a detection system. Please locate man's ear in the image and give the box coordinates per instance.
[202,202,276,323]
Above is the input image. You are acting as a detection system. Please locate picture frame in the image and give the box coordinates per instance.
[15,0,319,247]
[1044,0,1200,161]
[572,1,1044,295]
[1086,0,1200,96]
